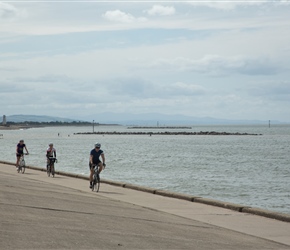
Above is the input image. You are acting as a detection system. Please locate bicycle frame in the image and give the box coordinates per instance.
[17,154,27,174]
[47,157,57,177]
[92,164,100,192]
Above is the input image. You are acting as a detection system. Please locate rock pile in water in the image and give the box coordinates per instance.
[74,131,262,136]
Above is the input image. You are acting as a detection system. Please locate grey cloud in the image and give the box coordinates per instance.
[187,2,269,10]
[5,74,95,96]
[102,77,206,99]
[198,55,280,76]
[164,82,206,96]
[0,2,19,19]
[151,55,281,76]
[0,76,98,108]
[12,74,72,83]
[0,83,22,93]
[0,66,18,72]
[247,81,290,100]
[103,78,156,98]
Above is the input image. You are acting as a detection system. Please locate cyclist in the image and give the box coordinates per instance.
[89,142,106,189]
[16,140,29,169]
[46,143,56,171]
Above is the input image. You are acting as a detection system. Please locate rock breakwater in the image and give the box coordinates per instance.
[74,131,262,136]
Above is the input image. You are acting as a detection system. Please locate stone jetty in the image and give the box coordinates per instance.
[128,126,192,129]
[74,131,262,136]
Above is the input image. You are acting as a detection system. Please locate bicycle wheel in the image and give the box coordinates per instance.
[47,165,51,177]
[19,159,25,174]
[92,174,100,192]
[95,174,100,192]
[51,164,55,177]
[92,175,96,191]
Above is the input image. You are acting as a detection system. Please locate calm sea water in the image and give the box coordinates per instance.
[1,124,289,215]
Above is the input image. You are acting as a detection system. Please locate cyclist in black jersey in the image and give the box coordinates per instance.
[89,143,106,189]
[16,140,29,169]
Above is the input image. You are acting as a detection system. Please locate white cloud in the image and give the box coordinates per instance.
[0,2,27,20]
[147,5,175,16]
[0,2,17,18]
[0,2,18,19]
[103,9,146,23]
[103,10,134,23]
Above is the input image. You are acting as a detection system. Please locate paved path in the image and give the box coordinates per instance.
[1,163,290,249]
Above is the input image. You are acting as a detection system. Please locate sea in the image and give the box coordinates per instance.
[1,124,289,215]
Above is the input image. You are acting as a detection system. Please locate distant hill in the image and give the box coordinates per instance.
[0,115,81,123]
[77,112,284,126]
[1,113,287,125]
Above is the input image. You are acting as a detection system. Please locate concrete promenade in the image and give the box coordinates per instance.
[1,162,290,250]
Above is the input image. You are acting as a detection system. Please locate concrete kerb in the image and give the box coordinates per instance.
[242,207,290,223]
[154,189,200,201]
[102,179,126,187]
[123,183,156,193]
[1,160,290,223]
[0,160,16,166]
[194,197,249,212]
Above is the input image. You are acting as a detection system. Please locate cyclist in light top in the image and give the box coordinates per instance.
[16,139,29,169]
[46,143,56,169]
[89,142,106,189]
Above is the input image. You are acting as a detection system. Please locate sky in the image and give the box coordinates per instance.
[1,0,290,123]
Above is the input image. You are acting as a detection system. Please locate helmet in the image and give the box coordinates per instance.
[95,143,101,148]
[49,143,53,146]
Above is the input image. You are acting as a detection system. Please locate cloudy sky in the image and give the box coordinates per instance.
[1,0,290,122]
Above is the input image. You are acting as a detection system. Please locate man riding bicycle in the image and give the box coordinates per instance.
[16,140,29,169]
[89,142,106,189]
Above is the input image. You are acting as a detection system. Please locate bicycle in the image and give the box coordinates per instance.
[17,153,28,174]
[91,164,101,192]
[47,157,57,177]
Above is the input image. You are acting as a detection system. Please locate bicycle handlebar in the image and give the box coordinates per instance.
[92,163,106,168]
[48,157,58,163]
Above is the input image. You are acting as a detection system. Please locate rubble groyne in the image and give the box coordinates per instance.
[74,131,262,136]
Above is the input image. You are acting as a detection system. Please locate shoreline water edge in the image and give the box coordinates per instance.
[1,160,289,223]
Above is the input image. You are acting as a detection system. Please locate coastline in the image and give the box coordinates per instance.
[0,124,119,130]
[0,125,37,130]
